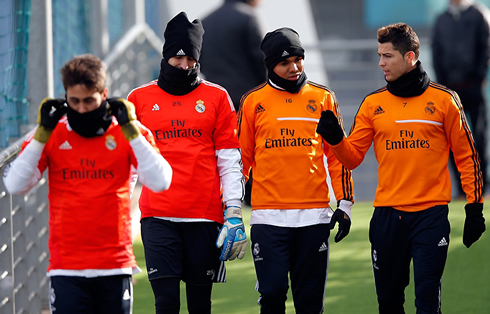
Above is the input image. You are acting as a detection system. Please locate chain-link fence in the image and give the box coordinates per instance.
[0,136,50,314]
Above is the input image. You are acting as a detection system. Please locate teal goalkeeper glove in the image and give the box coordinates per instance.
[216,206,247,261]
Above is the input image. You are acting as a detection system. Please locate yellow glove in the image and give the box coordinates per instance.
[107,98,141,141]
[33,98,66,143]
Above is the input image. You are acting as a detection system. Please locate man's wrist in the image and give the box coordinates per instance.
[338,199,353,219]
[33,125,53,144]
[120,122,141,141]
[29,139,46,152]
[225,199,242,208]
[225,206,242,220]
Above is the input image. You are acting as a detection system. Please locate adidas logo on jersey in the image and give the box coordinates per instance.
[319,242,328,252]
[281,50,289,57]
[152,104,160,111]
[255,104,266,114]
[176,49,185,56]
[59,141,72,150]
[438,237,448,247]
[374,106,385,115]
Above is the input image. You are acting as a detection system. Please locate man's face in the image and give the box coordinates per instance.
[378,42,413,82]
[168,55,197,70]
[273,55,304,80]
[66,84,108,113]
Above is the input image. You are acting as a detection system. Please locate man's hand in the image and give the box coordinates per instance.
[216,206,247,261]
[107,97,141,141]
[34,98,66,143]
[316,110,344,145]
[329,208,351,243]
[463,203,485,248]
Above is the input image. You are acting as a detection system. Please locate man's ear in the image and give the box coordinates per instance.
[101,87,109,100]
[405,51,416,65]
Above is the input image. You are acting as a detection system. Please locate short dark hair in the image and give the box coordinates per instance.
[60,54,106,93]
[377,23,420,59]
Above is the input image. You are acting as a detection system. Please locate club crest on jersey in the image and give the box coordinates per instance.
[425,102,435,115]
[306,99,317,113]
[195,100,205,113]
[105,135,117,150]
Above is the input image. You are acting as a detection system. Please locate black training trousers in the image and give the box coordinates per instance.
[369,205,450,314]
[251,223,330,314]
[50,275,132,314]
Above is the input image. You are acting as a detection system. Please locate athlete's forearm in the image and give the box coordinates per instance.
[131,134,172,192]
[216,148,244,206]
[329,138,366,170]
[4,139,44,194]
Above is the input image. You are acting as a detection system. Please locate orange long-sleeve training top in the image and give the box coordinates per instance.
[238,81,354,210]
[330,82,483,211]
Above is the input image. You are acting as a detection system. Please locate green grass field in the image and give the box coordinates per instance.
[132,200,489,313]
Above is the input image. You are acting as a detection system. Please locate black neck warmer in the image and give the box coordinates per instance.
[387,61,430,97]
[268,70,307,93]
[67,100,112,137]
[157,59,201,95]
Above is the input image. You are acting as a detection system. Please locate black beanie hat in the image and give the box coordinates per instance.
[163,12,204,62]
[260,27,305,70]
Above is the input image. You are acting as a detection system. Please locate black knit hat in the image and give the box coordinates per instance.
[163,12,204,62]
[260,27,305,70]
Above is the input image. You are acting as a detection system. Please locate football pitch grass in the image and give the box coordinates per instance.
[132,200,489,313]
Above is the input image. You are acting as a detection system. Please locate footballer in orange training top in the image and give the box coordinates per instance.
[238,27,354,313]
[316,23,485,313]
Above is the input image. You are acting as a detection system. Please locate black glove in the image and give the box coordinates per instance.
[107,97,141,141]
[316,110,344,145]
[329,208,351,242]
[34,98,67,143]
[463,203,485,248]
[37,98,66,128]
